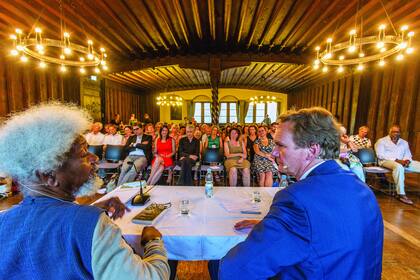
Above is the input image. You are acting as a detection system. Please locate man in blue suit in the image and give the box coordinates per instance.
[218,107,384,279]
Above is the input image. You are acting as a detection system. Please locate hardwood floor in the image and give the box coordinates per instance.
[1,189,419,279]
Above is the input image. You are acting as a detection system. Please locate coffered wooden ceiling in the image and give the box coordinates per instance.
[1,0,419,92]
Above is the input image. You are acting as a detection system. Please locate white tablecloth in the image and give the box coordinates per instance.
[96,184,278,260]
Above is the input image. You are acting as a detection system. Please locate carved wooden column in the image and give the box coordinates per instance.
[209,57,221,125]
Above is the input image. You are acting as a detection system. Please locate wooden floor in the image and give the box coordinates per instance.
[1,188,419,279]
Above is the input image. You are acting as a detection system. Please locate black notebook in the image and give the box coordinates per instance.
[132,203,171,225]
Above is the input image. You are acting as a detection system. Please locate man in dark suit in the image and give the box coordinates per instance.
[217,107,384,279]
[117,123,153,186]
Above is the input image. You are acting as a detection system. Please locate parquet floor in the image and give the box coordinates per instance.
[1,186,419,279]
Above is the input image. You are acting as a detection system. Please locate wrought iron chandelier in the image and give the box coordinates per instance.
[156,94,183,106]
[313,24,414,73]
[249,96,277,105]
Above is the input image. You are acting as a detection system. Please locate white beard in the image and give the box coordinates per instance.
[74,175,103,198]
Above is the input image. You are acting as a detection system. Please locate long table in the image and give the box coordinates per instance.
[96,184,279,260]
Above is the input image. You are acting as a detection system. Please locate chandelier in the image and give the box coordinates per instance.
[156,95,183,106]
[249,96,277,105]
[9,27,109,74]
[313,24,414,73]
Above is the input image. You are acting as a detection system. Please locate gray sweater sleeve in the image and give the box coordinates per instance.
[91,213,170,280]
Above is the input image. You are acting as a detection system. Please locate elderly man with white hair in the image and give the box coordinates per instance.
[0,103,169,279]
[85,122,105,145]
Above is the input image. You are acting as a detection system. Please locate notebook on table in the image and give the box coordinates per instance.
[132,202,171,225]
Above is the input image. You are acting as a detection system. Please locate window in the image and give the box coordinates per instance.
[245,102,278,123]
[219,102,238,123]
[194,102,212,123]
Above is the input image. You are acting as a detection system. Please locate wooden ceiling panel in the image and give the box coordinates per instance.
[1,0,419,92]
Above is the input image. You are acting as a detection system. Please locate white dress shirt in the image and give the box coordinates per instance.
[103,134,123,145]
[375,135,412,161]
[129,135,145,156]
[85,132,105,145]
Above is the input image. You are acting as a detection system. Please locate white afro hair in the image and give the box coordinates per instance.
[0,102,92,182]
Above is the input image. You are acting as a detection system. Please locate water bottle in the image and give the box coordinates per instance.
[205,168,213,198]
[279,174,288,189]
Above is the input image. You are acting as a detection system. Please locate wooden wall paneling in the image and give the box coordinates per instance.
[388,64,403,134]
[337,78,345,121]
[341,75,351,130]
[349,74,360,134]
[332,80,338,116]
[0,56,7,116]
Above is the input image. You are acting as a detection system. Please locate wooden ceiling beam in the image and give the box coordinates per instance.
[190,0,203,40]
[111,51,310,73]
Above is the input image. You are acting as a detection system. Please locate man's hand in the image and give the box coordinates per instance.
[189,155,198,161]
[234,219,260,230]
[395,159,410,167]
[94,197,130,220]
[141,226,162,246]
[141,141,149,145]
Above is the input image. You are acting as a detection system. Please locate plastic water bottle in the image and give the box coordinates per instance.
[279,174,288,189]
[205,168,214,198]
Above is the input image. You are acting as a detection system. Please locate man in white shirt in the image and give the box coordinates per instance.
[85,122,105,145]
[350,126,372,149]
[375,125,420,205]
[103,125,123,146]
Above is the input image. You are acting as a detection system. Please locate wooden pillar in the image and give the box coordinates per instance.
[209,57,221,125]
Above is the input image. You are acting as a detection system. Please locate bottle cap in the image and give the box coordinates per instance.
[281,174,287,180]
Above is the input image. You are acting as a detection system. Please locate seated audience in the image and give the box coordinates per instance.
[0,103,169,279]
[122,125,133,145]
[147,125,175,186]
[350,125,372,149]
[253,126,277,187]
[215,107,383,279]
[85,122,105,145]
[339,126,365,182]
[117,123,152,186]
[177,125,200,186]
[169,124,180,148]
[375,124,420,205]
[224,128,251,187]
[103,124,124,145]
[145,123,157,142]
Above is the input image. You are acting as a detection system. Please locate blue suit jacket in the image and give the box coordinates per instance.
[220,160,383,279]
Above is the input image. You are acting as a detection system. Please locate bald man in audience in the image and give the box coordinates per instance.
[85,122,105,145]
[375,125,420,205]
[350,126,372,149]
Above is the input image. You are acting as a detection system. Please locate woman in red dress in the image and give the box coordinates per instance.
[147,125,176,185]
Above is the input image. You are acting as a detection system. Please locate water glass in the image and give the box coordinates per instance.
[180,199,190,215]
[252,191,261,203]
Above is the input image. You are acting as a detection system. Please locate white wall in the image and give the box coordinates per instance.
[158,88,287,123]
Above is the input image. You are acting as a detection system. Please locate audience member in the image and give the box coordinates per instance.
[177,125,200,186]
[128,113,138,126]
[262,113,271,126]
[179,125,186,137]
[0,104,169,279]
[118,123,152,186]
[224,128,250,187]
[253,126,277,187]
[339,126,365,182]
[85,122,105,145]
[267,122,277,140]
[110,113,122,126]
[245,125,258,163]
[103,124,124,145]
[145,123,157,143]
[216,107,383,279]
[144,113,153,124]
[350,126,372,149]
[203,126,223,182]
[375,125,420,205]
[122,125,133,145]
[147,125,175,186]
[155,122,163,134]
